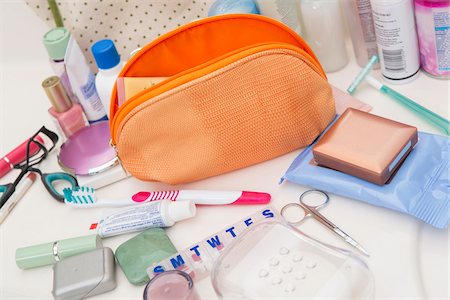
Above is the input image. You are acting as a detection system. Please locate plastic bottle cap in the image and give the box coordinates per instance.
[43,27,71,61]
[168,200,196,223]
[42,76,72,113]
[91,39,120,70]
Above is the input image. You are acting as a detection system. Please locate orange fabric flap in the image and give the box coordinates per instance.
[110,14,325,119]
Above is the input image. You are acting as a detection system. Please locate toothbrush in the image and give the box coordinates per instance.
[63,186,271,208]
[347,56,450,136]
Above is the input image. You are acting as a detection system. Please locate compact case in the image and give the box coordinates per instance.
[312,108,418,185]
[109,14,336,185]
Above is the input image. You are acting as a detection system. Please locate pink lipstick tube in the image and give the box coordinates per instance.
[0,135,44,178]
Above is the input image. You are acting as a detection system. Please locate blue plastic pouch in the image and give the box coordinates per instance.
[282,132,450,229]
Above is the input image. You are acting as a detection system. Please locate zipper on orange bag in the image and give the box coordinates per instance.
[111,43,324,146]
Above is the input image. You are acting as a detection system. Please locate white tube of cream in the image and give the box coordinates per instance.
[65,35,108,123]
[97,199,196,238]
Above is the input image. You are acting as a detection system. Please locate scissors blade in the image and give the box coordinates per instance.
[306,207,370,257]
[332,227,370,257]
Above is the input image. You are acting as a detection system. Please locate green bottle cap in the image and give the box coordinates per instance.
[15,235,102,269]
[43,27,71,60]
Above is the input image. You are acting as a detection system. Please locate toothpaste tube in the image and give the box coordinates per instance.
[92,200,196,238]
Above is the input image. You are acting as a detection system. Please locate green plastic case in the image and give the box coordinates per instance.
[115,228,177,285]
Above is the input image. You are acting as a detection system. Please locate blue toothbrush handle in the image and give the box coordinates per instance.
[380,86,450,135]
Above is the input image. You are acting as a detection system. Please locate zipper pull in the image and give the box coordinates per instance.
[110,139,128,175]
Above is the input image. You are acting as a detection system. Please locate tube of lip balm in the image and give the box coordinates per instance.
[94,200,196,238]
[15,235,101,269]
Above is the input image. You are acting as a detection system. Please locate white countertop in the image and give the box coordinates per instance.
[1,2,449,300]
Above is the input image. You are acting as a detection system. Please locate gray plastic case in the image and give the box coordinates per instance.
[52,247,116,300]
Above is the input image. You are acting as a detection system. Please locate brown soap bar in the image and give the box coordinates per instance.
[312,108,418,185]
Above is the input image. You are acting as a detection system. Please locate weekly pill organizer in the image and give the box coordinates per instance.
[147,206,374,299]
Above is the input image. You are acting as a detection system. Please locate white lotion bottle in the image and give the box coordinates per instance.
[343,0,379,68]
[370,0,420,84]
[91,39,125,118]
[299,0,349,72]
[96,200,196,238]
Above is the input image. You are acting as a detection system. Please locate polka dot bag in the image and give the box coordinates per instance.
[27,0,214,68]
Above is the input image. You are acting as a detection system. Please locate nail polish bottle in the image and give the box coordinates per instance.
[42,76,87,139]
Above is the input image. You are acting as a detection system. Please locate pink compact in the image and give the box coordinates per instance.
[58,121,118,175]
[143,270,200,300]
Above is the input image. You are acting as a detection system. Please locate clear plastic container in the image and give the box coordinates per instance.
[211,219,374,300]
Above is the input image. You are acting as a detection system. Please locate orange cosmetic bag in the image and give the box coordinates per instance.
[109,14,336,185]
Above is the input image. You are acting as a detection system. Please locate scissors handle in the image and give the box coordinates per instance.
[0,183,15,208]
[300,190,330,210]
[41,172,78,202]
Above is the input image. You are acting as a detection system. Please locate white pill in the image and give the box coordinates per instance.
[295,272,306,280]
[282,265,293,273]
[279,247,290,255]
[284,283,296,292]
[271,276,282,285]
[306,260,317,269]
[292,254,303,262]
[258,269,269,278]
[269,257,280,266]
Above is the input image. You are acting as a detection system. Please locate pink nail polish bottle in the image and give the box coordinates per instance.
[42,76,87,139]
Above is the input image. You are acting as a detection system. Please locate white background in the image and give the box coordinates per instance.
[0,1,449,299]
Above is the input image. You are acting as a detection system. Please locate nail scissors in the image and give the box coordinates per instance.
[281,190,370,256]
